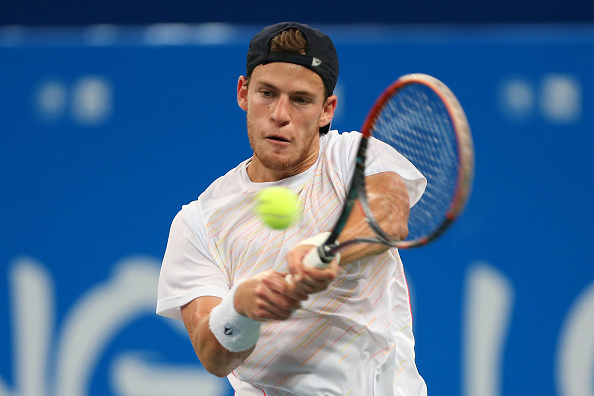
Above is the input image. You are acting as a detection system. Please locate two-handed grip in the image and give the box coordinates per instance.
[286,245,337,285]
[285,232,335,284]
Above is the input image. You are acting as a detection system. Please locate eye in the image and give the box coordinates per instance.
[294,96,311,105]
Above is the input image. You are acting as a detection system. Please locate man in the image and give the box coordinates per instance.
[157,21,428,395]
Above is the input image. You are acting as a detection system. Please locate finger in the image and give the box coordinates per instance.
[293,276,328,295]
[251,290,296,320]
[265,291,303,318]
[261,273,305,299]
[287,245,313,278]
[282,274,310,300]
[259,278,304,310]
[304,260,339,281]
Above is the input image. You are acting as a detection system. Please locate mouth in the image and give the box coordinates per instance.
[265,135,290,143]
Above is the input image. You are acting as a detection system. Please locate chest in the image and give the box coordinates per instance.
[204,167,346,281]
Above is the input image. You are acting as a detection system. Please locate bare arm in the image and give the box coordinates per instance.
[181,296,252,377]
[336,171,410,264]
[180,270,307,377]
[287,171,409,286]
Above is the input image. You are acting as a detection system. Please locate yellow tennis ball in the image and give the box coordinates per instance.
[254,187,300,230]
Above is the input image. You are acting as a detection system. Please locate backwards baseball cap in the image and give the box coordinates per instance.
[246,22,339,133]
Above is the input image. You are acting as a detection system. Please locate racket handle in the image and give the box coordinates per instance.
[285,246,332,285]
[296,232,334,269]
[285,232,337,284]
[303,246,332,269]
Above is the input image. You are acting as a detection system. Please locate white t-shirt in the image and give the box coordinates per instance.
[157,130,428,396]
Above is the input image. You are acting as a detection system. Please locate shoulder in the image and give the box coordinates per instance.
[181,159,250,232]
[320,130,361,161]
[201,160,249,201]
[321,129,361,148]
[314,130,362,184]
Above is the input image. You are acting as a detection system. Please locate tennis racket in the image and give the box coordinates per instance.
[304,73,474,268]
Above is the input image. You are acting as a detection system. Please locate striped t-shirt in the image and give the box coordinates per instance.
[157,130,428,396]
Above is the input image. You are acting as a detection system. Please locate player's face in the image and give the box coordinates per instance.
[238,62,336,181]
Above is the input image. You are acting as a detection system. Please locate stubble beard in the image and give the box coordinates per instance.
[246,117,315,173]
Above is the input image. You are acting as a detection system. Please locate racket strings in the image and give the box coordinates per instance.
[372,84,459,242]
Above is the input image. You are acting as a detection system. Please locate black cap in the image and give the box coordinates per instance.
[246,22,339,133]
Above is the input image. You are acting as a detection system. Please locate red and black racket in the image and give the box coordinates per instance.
[305,73,474,267]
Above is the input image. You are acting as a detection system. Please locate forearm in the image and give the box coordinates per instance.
[336,221,393,265]
[183,306,254,377]
[180,273,305,377]
[337,172,409,265]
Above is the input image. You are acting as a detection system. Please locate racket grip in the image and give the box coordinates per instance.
[285,232,337,284]
[303,246,331,269]
[286,246,331,284]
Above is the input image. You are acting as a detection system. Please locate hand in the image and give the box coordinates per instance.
[234,270,308,321]
[286,244,339,295]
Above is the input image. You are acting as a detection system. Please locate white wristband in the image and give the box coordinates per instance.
[209,280,261,352]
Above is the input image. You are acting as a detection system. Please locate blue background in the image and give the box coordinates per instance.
[2,0,594,25]
[1,22,594,396]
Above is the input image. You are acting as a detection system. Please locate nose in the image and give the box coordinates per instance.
[271,95,290,126]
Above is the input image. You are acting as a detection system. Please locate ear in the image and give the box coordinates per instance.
[237,76,249,111]
[318,94,338,129]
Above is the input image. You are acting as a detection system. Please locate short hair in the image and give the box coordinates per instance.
[269,28,307,55]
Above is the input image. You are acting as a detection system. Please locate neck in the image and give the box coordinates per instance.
[247,152,318,183]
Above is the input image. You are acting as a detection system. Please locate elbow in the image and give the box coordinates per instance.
[198,343,252,378]
[384,221,408,242]
[200,354,234,378]
[206,366,232,378]
[397,224,408,241]
[392,212,409,241]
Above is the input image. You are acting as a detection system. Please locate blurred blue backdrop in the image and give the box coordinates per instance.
[2,0,594,25]
[1,22,593,396]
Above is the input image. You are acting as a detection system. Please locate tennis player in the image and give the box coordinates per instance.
[157,22,428,395]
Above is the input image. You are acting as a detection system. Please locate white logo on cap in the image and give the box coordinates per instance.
[312,57,322,67]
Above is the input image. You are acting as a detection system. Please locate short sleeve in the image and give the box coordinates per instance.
[363,136,427,208]
[156,209,230,321]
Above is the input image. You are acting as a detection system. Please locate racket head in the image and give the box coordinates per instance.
[361,73,474,249]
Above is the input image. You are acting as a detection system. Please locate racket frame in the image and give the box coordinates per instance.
[316,73,474,264]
